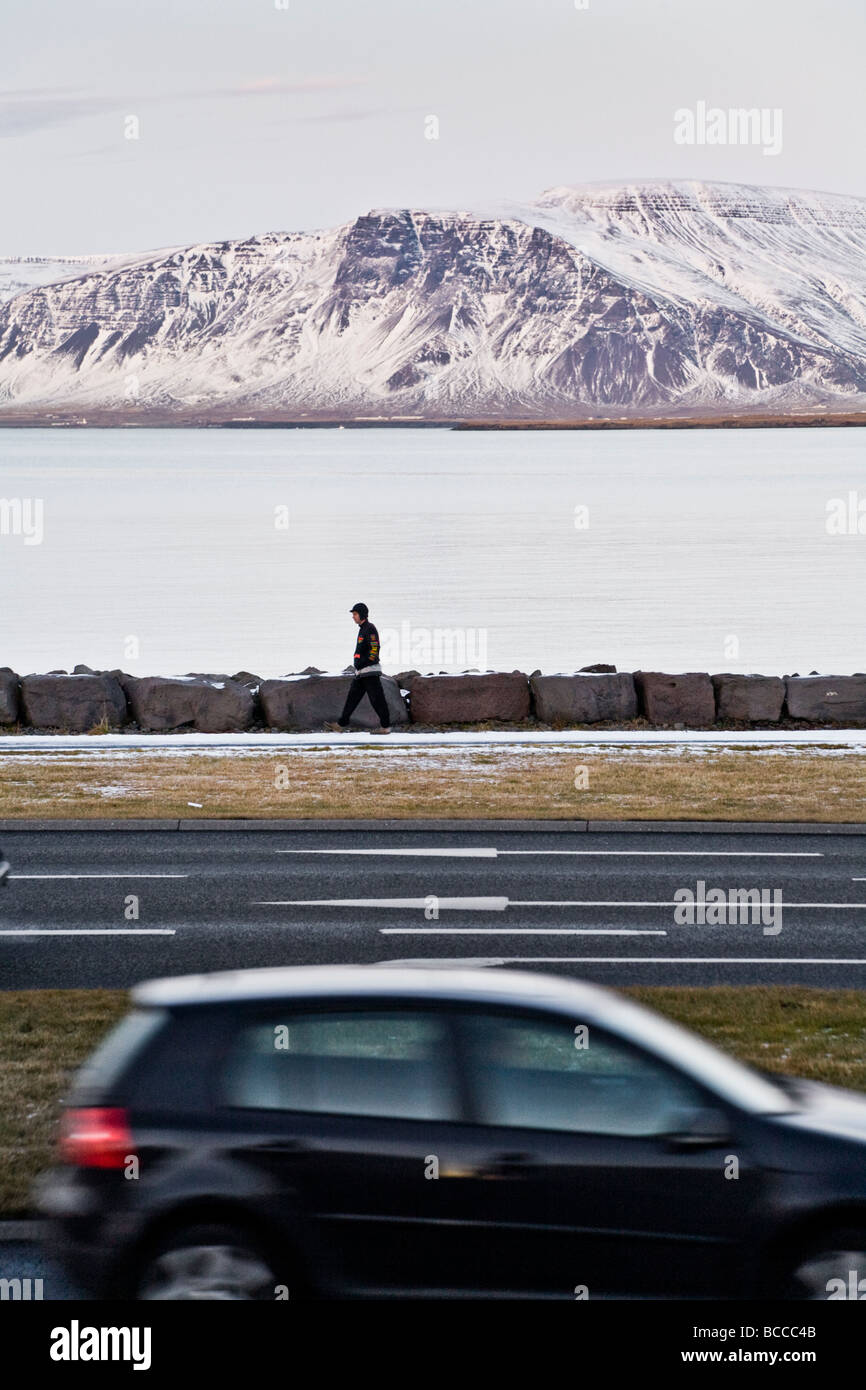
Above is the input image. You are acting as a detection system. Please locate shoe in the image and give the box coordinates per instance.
[370,727,391,735]
[324,721,347,732]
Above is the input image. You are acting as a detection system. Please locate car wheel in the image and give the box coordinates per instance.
[779,1228,866,1300]
[136,1222,279,1301]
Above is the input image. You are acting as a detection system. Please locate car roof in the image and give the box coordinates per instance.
[133,964,601,1012]
[132,964,788,1114]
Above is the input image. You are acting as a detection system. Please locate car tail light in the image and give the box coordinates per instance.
[59,1108,133,1169]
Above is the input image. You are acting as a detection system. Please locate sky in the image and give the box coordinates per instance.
[1,0,864,256]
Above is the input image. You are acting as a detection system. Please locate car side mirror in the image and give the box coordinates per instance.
[664,1106,731,1151]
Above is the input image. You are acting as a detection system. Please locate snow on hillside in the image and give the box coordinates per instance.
[0,254,144,304]
[0,183,864,419]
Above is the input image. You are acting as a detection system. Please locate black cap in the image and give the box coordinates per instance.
[350,602,369,620]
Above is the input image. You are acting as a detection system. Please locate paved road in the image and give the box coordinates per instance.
[2,825,866,988]
[0,1237,81,1300]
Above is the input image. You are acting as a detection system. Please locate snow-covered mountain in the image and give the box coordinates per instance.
[1,182,865,421]
[0,254,136,304]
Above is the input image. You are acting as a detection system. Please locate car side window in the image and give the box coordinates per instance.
[463,1013,706,1137]
[220,1010,458,1122]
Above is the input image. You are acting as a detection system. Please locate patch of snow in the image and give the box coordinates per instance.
[2,182,864,416]
[2,729,866,753]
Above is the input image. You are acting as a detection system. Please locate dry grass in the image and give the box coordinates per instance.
[0,990,128,1215]
[629,986,866,1092]
[1,985,865,1215]
[0,746,864,820]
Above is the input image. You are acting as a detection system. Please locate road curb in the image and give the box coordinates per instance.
[585,820,866,835]
[1,817,865,834]
[0,819,183,832]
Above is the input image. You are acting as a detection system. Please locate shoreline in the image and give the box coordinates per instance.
[0,412,863,430]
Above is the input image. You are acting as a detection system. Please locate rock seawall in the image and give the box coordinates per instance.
[2,666,866,731]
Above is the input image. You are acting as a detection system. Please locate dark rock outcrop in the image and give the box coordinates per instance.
[635,671,716,725]
[0,667,21,724]
[260,674,408,730]
[408,672,530,724]
[785,676,866,722]
[124,675,254,732]
[530,672,637,723]
[712,674,785,722]
[20,673,127,731]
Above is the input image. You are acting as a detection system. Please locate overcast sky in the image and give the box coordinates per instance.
[2,0,863,256]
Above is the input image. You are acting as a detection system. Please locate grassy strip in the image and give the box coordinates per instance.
[0,747,865,820]
[0,990,128,1216]
[1,985,865,1215]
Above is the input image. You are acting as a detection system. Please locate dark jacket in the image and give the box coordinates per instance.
[353,620,382,674]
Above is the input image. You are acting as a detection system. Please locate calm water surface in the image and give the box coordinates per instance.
[1,427,864,678]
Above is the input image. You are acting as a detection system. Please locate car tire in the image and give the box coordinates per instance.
[135,1222,282,1301]
[774,1226,866,1300]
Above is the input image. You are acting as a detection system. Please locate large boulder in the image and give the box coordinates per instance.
[20,673,128,731]
[0,667,21,724]
[260,674,408,730]
[409,672,530,724]
[635,671,716,725]
[711,674,785,722]
[530,672,637,724]
[125,675,254,732]
[785,676,866,722]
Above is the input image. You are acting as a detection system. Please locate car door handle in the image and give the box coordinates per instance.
[481,1151,536,1179]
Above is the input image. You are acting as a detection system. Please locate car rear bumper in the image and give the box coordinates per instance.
[36,1168,139,1299]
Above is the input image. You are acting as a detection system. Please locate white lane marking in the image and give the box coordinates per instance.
[0,929,176,935]
[502,851,823,857]
[510,900,866,909]
[276,848,498,858]
[256,896,509,910]
[274,848,821,858]
[9,874,188,880]
[378,928,667,936]
[258,897,865,910]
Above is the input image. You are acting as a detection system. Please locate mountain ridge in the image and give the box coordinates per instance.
[1,180,864,422]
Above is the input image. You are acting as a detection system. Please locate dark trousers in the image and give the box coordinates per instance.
[339,673,390,727]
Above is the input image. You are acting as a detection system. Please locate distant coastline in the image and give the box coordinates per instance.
[0,409,862,430]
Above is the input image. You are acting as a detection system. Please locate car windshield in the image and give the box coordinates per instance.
[577,991,795,1115]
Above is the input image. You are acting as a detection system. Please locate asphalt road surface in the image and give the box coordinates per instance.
[0,1237,81,1300]
[2,825,866,989]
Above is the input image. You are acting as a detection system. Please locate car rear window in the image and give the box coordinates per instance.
[67,1008,167,1105]
[220,1010,458,1121]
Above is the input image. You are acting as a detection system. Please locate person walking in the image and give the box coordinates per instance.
[325,603,391,733]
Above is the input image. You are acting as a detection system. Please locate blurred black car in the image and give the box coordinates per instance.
[37,965,866,1300]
